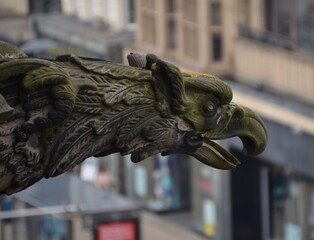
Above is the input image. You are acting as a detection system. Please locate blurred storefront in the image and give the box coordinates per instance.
[231,148,314,240]
[123,154,191,212]
[79,154,122,194]
[227,83,314,240]
[192,160,231,240]
[0,173,140,240]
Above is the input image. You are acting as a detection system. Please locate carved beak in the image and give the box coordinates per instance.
[191,104,268,169]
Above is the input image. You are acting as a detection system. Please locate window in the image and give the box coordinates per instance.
[128,0,135,23]
[183,26,199,59]
[212,33,223,61]
[297,0,314,51]
[210,2,221,26]
[276,0,291,37]
[239,0,250,25]
[266,0,291,37]
[142,13,156,45]
[183,0,197,22]
[142,0,154,9]
[167,19,176,49]
[29,0,61,13]
[167,0,176,13]
[265,0,314,51]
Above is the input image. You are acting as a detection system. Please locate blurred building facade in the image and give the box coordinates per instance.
[135,1,314,240]
[61,0,135,30]
[136,0,314,104]
[136,0,236,75]
[0,0,61,16]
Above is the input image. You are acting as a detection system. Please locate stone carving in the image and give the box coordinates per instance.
[0,41,267,194]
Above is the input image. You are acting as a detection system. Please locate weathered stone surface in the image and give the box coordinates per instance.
[0,41,267,194]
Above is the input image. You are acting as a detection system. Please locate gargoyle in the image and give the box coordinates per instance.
[0,41,267,194]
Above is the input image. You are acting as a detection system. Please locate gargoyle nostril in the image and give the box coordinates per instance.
[231,108,245,120]
[184,132,203,148]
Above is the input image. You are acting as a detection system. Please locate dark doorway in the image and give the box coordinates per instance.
[231,149,264,240]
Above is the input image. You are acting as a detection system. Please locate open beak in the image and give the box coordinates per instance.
[192,104,268,169]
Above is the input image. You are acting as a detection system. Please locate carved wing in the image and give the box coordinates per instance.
[0,45,96,193]
[41,54,156,178]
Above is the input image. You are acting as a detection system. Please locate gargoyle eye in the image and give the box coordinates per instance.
[203,101,216,116]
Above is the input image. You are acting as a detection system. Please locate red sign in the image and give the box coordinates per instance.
[97,221,136,240]
[198,179,213,194]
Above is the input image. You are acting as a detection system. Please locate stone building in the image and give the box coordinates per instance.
[135,0,235,75]
[136,0,314,103]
